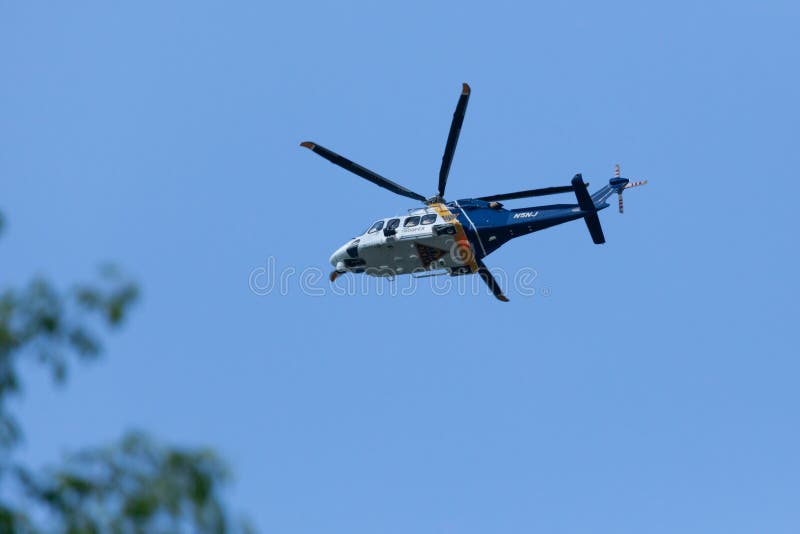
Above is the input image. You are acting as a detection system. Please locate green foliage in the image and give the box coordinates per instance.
[0,211,252,533]
[13,432,250,534]
[0,272,138,448]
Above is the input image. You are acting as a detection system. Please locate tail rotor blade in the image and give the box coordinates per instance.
[624,179,648,189]
[619,177,646,213]
[438,83,471,200]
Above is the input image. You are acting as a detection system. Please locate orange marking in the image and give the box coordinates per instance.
[428,202,478,273]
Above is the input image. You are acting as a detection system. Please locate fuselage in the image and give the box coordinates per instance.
[329,198,608,278]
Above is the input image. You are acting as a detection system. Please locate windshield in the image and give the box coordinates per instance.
[366,220,384,234]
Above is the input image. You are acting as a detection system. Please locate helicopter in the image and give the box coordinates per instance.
[300,83,646,301]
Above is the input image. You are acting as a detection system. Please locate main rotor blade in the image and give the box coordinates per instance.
[300,142,427,203]
[477,185,576,202]
[438,83,471,199]
[476,260,509,302]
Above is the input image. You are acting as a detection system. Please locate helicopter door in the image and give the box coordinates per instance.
[383,218,400,238]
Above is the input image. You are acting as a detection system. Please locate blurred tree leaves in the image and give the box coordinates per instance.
[11,432,251,534]
[0,270,138,448]
[0,211,252,533]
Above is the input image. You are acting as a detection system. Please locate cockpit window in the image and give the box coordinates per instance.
[404,216,420,227]
[367,220,384,234]
[420,214,437,225]
[386,218,400,231]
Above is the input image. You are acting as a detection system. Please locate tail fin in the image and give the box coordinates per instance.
[591,164,648,212]
[571,174,605,244]
[573,165,648,244]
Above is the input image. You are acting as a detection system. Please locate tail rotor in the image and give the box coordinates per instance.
[615,164,647,214]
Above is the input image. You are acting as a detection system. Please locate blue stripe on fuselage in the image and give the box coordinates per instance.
[448,201,607,258]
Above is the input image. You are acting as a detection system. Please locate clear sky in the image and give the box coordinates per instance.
[2,1,799,532]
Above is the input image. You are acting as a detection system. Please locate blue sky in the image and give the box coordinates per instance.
[2,1,799,532]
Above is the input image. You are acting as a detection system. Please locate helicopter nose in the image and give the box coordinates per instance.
[329,244,348,268]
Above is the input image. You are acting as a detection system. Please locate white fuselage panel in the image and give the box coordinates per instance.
[331,210,471,276]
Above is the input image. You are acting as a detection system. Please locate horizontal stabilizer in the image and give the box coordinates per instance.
[583,212,605,244]
[571,173,595,212]
[571,173,605,244]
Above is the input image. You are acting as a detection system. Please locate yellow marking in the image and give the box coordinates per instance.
[428,203,478,273]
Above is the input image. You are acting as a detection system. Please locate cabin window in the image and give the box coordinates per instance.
[404,216,420,228]
[367,220,384,234]
[420,214,437,225]
[386,218,400,231]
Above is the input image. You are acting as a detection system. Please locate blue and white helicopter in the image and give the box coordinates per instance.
[301,83,646,301]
